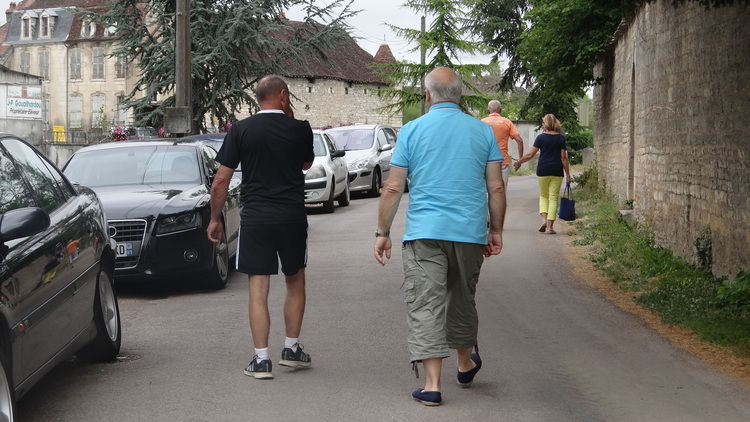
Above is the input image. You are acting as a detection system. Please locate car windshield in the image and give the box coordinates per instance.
[327,129,373,151]
[64,145,201,187]
[312,134,327,157]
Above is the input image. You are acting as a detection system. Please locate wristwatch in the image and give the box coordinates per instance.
[375,231,390,237]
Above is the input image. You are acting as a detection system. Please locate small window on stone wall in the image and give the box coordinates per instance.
[329,87,334,94]
[345,88,349,95]
[307,86,312,93]
[364,88,368,95]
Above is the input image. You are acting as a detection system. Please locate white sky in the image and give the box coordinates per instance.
[1,0,491,64]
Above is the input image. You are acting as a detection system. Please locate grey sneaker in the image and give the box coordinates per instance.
[279,343,312,368]
[244,355,273,379]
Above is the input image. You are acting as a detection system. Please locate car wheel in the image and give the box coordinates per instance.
[322,178,336,213]
[369,168,382,198]
[205,227,229,289]
[77,264,121,363]
[337,181,351,207]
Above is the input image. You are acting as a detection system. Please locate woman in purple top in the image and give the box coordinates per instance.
[514,114,572,234]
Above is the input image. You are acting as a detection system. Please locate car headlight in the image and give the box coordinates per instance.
[156,212,202,234]
[305,164,326,180]
[348,159,368,171]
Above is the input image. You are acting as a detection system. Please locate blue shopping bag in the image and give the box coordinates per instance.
[558,182,576,221]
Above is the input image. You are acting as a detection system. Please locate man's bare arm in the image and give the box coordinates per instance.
[485,162,506,256]
[374,166,408,265]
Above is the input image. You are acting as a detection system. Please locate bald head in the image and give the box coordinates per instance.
[256,75,288,104]
[425,67,462,105]
[488,100,502,114]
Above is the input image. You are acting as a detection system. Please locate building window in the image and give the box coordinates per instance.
[329,87,334,94]
[69,96,83,129]
[115,55,127,79]
[22,17,31,39]
[80,20,96,38]
[345,87,349,95]
[116,95,128,124]
[38,50,49,79]
[92,94,105,128]
[307,86,312,94]
[40,16,49,37]
[70,48,82,79]
[92,47,105,79]
[20,51,30,73]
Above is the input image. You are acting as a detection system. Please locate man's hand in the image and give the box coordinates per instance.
[483,233,503,257]
[207,220,224,244]
[513,161,522,171]
[374,236,392,266]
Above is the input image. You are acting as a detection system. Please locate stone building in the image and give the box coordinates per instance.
[593,0,750,277]
[2,1,401,140]
[1,0,142,142]
[232,24,401,129]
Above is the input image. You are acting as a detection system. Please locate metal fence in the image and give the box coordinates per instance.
[43,129,107,145]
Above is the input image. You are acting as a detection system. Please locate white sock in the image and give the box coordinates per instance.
[285,337,299,352]
[255,347,269,362]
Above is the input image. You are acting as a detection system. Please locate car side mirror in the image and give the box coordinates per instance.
[0,207,51,242]
[331,150,346,158]
[379,144,393,152]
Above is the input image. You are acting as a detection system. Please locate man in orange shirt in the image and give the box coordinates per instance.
[481,100,524,186]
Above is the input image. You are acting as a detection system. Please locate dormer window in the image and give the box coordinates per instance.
[22,17,30,38]
[80,20,96,38]
[21,11,38,39]
[39,10,57,38]
[41,16,49,36]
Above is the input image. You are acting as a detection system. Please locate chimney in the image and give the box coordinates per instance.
[6,2,17,26]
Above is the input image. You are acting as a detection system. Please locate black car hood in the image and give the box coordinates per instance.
[91,184,209,220]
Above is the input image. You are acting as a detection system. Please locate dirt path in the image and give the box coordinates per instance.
[561,221,750,387]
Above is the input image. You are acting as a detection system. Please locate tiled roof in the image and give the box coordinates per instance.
[12,0,109,9]
[374,44,397,65]
[0,23,9,58]
[280,20,388,85]
[5,2,391,85]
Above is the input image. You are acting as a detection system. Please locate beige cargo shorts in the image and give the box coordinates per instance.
[401,239,484,363]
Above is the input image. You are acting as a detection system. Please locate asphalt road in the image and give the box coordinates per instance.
[17,176,750,421]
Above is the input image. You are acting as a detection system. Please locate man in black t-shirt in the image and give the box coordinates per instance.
[208,75,314,380]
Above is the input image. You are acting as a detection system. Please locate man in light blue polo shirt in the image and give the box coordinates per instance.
[373,67,507,406]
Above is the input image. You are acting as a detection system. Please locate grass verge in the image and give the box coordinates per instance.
[568,167,750,358]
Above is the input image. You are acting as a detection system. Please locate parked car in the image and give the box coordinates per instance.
[62,139,241,289]
[304,130,350,213]
[0,133,121,420]
[179,133,226,150]
[178,133,241,176]
[127,127,159,140]
[324,124,398,197]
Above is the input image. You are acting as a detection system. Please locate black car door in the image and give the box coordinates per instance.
[0,138,95,382]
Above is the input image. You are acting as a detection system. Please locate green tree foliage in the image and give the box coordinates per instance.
[88,0,355,133]
[464,0,531,92]
[468,0,748,128]
[378,0,496,115]
[518,0,623,128]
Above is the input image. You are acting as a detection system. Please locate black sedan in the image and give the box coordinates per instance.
[62,139,241,289]
[0,133,121,420]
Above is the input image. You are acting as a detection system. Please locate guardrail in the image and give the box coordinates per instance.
[43,130,107,145]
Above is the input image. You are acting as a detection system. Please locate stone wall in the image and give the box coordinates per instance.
[232,78,402,129]
[593,1,750,277]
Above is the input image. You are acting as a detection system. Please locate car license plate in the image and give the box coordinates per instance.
[115,242,134,257]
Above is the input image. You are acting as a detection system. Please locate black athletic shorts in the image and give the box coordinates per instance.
[236,222,308,276]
